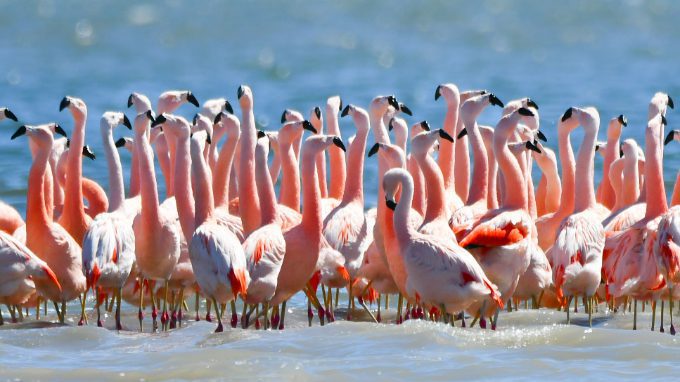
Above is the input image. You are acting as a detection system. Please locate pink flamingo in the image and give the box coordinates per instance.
[12,124,86,323]
[533,146,561,217]
[548,107,604,326]
[596,115,627,209]
[236,85,262,235]
[81,112,135,329]
[383,167,503,318]
[0,230,62,324]
[242,134,285,328]
[434,84,461,203]
[0,201,23,235]
[57,96,93,244]
[458,108,537,328]
[602,139,645,233]
[450,93,504,238]
[663,129,680,206]
[478,125,499,209]
[189,123,249,332]
[325,96,345,201]
[322,104,370,317]
[132,111,180,331]
[270,135,346,328]
[410,127,457,242]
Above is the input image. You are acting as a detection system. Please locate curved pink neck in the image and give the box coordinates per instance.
[573,124,598,213]
[135,127,161,228]
[672,171,680,206]
[407,155,426,215]
[173,135,196,240]
[101,125,125,212]
[192,140,214,227]
[26,147,51,229]
[466,120,488,205]
[326,109,346,200]
[342,125,369,203]
[555,128,576,216]
[644,124,668,219]
[599,133,620,207]
[213,131,239,209]
[62,115,86,220]
[255,146,277,225]
[494,123,527,210]
[393,172,415,250]
[622,155,640,206]
[279,142,301,212]
[416,151,447,222]
[239,105,262,234]
[438,105,458,192]
[300,148,322,235]
[129,148,140,197]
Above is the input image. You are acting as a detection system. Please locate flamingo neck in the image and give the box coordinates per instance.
[644,124,668,219]
[213,132,238,209]
[342,126,369,203]
[439,106,458,192]
[129,146,140,197]
[255,147,277,225]
[407,155,426,215]
[238,105,261,234]
[101,125,125,212]
[622,154,640,206]
[555,128,576,216]
[192,142,214,227]
[573,126,598,213]
[416,152,448,223]
[466,120,488,205]
[279,142,301,212]
[393,172,416,250]
[135,128,161,227]
[26,148,51,229]
[671,170,680,207]
[63,115,86,220]
[300,149,322,237]
[326,109,346,200]
[494,132,527,211]
[173,135,196,240]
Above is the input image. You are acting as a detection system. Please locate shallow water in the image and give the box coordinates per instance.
[1,1,680,380]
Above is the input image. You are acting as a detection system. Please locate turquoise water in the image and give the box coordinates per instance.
[1,1,680,380]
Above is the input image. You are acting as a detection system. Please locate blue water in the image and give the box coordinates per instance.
[1,1,680,380]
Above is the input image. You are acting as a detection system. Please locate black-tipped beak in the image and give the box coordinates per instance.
[619,148,624,158]
[434,86,442,101]
[314,106,321,120]
[145,110,155,123]
[662,115,667,126]
[186,92,199,107]
[237,85,245,100]
[399,103,412,116]
[387,95,399,110]
[151,113,166,128]
[280,110,288,124]
[205,133,212,145]
[10,125,26,140]
[536,130,547,142]
[332,136,346,152]
[420,120,430,131]
[3,109,17,121]
[385,199,397,211]
[115,138,127,148]
[489,93,504,108]
[525,140,541,154]
[59,97,70,112]
[257,130,266,139]
[456,128,468,140]
[224,100,234,114]
[192,114,199,126]
[518,107,534,117]
[54,124,68,137]
[341,105,351,118]
[438,129,454,142]
[338,98,343,112]
[368,142,380,157]
[664,130,677,146]
[302,120,317,134]
[618,114,627,127]
[214,113,223,125]
[595,144,601,152]
[127,94,134,108]
[82,145,96,160]
[669,95,675,109]
[122,115,132,130]
[388,118,395,131]
[561,107,573,122]
[66,139,70,148]
[527,98,539,110]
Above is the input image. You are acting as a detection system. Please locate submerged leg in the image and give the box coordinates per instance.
[231,300,238,328]
[279,300,287,330]
[212,297,223,333]
[138,278,145,332]
[116,288,123,331]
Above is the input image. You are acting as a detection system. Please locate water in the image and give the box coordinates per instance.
[1,0,680,380]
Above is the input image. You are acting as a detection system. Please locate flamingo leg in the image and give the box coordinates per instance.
[334,288,339,307]
[205,299,213,322]
[263,302,269,330]
[162,280,170,331]
[660,300,665,333]
[377,294,382,323]
[346,277,353,321]
[17,305,23,322]
[212,297,223,333]
[358,298,378,323]
[138,278,145,332]
[670,287,676,335]
[279,300,287,330]
[230,300,238,328]
[307,297,313,327]
[78,292,87,326]
[0,306,3,325]
[194,292,200,321]
[651,300,657,331]
[566,296,573,324]
[36,297,40,320]
[396,294,403,324]
[116,288,123,331]
[588,296,593,327]
[61,301,66,323]
[633,299,637,330]
[178,288,185,328]
[96,292,103,327]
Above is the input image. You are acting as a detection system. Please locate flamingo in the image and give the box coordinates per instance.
[548,107,605,326]
[131,111,181,331]
[596,115,627,209]
[325,96,345,201]
[449,93,504,239]
[236,85,263,235]
[81,112,135,329]
[478,125,499,209]
[602,139,645,232]
[189,122,249,333]
[383,167,503,318]
[410,127,457,242]
[322,104,370,317]
[458,108,537,328]
[533,146,561,216]
[0,201,23,235]
[270,135,346,328]
[0,230,62,324]
[12,124,86,323]
[664,129,680,206]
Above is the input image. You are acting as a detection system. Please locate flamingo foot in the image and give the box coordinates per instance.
[404,310,410,321]
[326,309,333,322]
[160,311,169,328]
[377,311,381,323]
[195,312,200,321]
[255,318,261,330]
[205,312,213,322]
[416,307,424,319]
[661,325,665,333]
[461,316,466,328]
[152,306,158,321]
[170,311,177,329]
[97,319,103,327]
[480,317,487,329]
[671,324,676,335]
[78,318,84,326]
[317,307,325,323]
[215,321,224,333]
[231,312,238,328]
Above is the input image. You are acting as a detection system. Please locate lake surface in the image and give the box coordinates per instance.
[1,0,680,380]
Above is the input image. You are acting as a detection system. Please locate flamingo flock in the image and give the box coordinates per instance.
[1,86,679,334]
